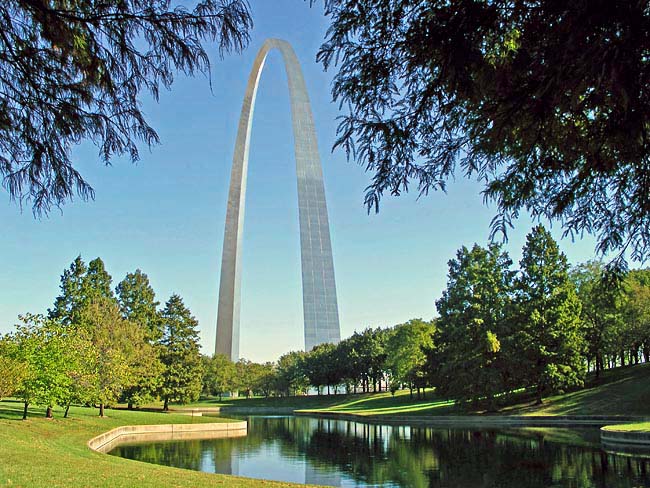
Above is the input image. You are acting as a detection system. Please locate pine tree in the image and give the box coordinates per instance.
[85,258,114,301]
[116,270,161,341]
[514,225,585,404]
[49,256,88,325]
[435,244,514,409]
[158,295,203,410]
[49,256,116,325]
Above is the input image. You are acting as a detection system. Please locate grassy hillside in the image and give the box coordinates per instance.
[0,400,302,488]
[194,363,650,418]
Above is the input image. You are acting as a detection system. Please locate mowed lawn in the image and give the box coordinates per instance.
[2,364,649,486]
[0,401,303,488]
[191,363,650,418]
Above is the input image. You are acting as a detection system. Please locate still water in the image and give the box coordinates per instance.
[109,416,650,487]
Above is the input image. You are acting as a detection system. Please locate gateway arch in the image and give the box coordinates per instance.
[215,39,341,360]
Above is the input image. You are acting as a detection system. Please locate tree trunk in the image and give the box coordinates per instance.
[327,385,330,395]
[99,403,105,417]
[23,402,28,420]
[621,350,626,367]
[64,404,70,418]
[128,402,133,410]
[163,397,169,411]
[45,406,53,419]
[535,385,543,405]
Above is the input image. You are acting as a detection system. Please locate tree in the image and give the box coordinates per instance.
[0,335,28,401]
[203,353,236,400]
[622,269,650,363]
[116,269,163,407]
[276,351,309,397]
[303,343,340,395]
[340,328,387,393]
[435,244,514,409]
[316,0,650,265]
[158,294,203,410]
[513,226,585,404]
[49,255,88,325]
[85,258,115,301]
[78,297,159,416]
[116,269,161,341]
[49,256,116,325]
[9,315,76,419]
[250,362,277,397]
[1,0,252,214]
[385,319,435,399]
[571,261,623,377]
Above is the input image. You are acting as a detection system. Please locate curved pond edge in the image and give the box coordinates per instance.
[168,407,650,458]
[600,427,650,458]
[88,421,248,454]
[293,410,649,428]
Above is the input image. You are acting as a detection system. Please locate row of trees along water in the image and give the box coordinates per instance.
[205,225,650,409]
[1,226,649,417]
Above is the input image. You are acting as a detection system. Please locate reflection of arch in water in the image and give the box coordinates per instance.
[215,39,341,360]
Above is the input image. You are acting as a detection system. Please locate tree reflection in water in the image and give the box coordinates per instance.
[109,416,650,487]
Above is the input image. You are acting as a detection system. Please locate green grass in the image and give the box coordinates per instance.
[3,365,649,486]
[602,422,650,432]
[187,363,650,419]
[503,363,650,417]
[186,393,360,409]
[0,400,303,488]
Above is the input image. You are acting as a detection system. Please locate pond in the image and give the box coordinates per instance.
[109,416,650,487]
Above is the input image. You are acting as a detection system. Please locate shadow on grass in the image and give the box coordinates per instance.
[0,399,48,421]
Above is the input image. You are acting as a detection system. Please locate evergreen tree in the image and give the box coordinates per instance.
[116,270,161,341]
[514,226,585,404]
[85,257,115,301]
[1,1,252,214]
[435,244,514,409]
[49,256,88,325]
[158,294,203,410]
[50,256,117,325]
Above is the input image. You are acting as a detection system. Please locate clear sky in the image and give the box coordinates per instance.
[0,1,600,362]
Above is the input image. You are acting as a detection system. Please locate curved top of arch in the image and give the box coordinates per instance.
[215,39,341,360]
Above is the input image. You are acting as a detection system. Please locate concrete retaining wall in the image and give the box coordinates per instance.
[172,406,296,415]
[294,411,648,428]
[601,428,650,457]
[88,421,248,454]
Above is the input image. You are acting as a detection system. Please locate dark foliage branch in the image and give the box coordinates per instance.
[0,0,252,214]
[314,0,650,265]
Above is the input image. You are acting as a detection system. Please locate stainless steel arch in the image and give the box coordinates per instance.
[215,39,341,360]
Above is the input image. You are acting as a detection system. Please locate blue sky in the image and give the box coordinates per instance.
[0,1,599,362]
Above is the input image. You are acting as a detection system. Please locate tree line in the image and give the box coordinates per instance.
[203,226,650,409]
[0,257,202,418]
[2,225,650,416]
